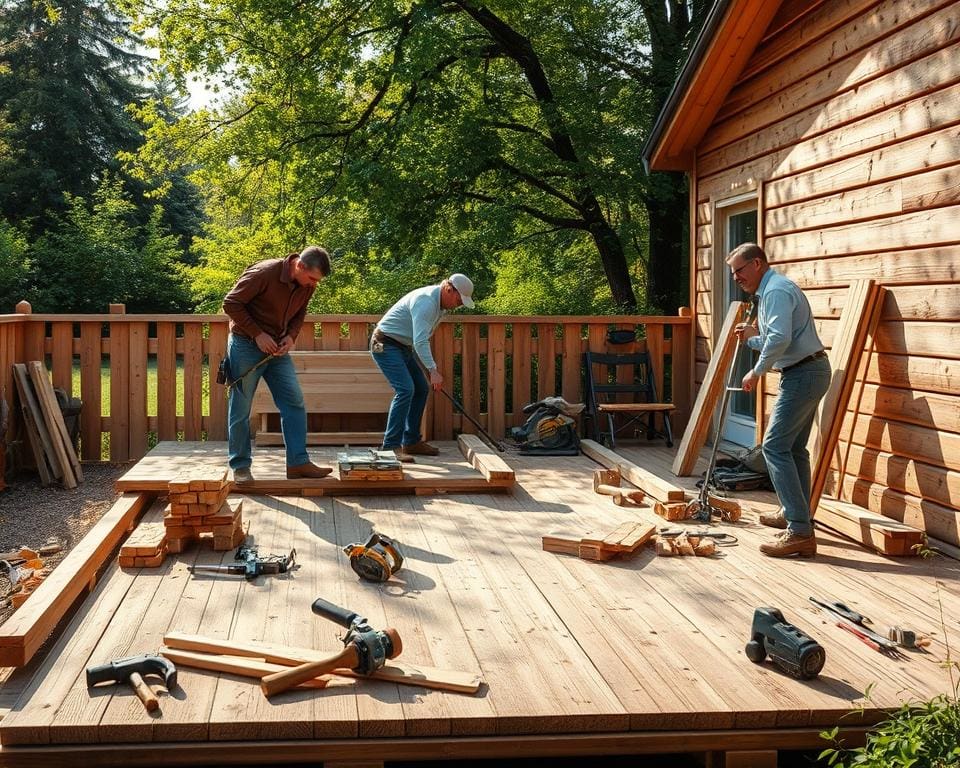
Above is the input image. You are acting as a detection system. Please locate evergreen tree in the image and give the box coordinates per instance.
[0,0,149,232]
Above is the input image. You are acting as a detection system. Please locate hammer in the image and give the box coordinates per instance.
[260,597,402,698]
[86,654,177,713]
[592,469,645,506]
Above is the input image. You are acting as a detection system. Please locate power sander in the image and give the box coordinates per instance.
[744,607,825,679]
[343,533,404,582]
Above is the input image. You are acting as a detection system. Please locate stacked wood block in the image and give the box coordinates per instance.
[166,467,244,553]
[542,522,656,562]
[118,519,168,568]
[655,532,717,557]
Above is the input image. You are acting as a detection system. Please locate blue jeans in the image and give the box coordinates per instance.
[762,356,831,536]
[226,334,309,470]
[371,340,428,449]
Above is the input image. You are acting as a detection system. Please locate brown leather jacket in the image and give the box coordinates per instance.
[222,254,315,342]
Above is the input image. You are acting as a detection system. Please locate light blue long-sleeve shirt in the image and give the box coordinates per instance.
[376,284,445,370]
[747,268,824,376]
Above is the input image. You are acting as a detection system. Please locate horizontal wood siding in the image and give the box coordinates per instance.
[692,0,960,542]
[0,310,692,464]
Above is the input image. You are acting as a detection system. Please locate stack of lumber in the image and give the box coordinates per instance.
[815,498,925,557]
[10,361,83,488]
[119,469,243,567]
[166,467,244,553]
[655,532,717,557]
[542,521,656,562]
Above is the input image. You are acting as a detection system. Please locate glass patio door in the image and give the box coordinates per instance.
[719,202,757,448]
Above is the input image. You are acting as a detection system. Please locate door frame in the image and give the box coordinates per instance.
[711,191,758,449]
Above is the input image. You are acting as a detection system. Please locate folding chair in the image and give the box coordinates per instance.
[583,350,675,448]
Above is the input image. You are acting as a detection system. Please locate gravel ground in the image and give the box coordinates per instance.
[0,463,127,628]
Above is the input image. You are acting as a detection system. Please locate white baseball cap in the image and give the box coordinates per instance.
[449,273,475,308]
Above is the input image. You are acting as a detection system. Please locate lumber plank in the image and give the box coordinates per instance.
[457,433,515,482]
[256,430,382,446]
[815,498,925,557]
[26,361,80,486]
[581,439,685,503]
[808,282,885,515]
[159,648,335,688]
[673,302,745,476]
[162,633,481,694]
[0,493,154,667]
[10,363,54,485]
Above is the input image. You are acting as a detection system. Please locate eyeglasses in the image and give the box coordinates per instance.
[730,258,758,278]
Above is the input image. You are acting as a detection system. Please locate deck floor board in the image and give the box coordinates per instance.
[2,441,959,765]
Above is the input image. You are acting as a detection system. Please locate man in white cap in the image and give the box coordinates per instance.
[371,274,475,462]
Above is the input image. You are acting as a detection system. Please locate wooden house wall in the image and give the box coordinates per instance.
[690,0,960,545]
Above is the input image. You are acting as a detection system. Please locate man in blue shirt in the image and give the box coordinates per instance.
[728,243,830,558]
[371,274,476,462]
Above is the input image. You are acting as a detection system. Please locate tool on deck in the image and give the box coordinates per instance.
[508,397,582,456]
[188,545,296,580]
[337,448,404,480]
[658,527,738,545]
[686,298,759,522]
[86,654,178,713]
[744,607,825,680]
[439,389,506,451]
[343,532,404,582]
[592,469,645,506]
[885,625,930,649]
[260,597,402,697]
[808,597,898,653]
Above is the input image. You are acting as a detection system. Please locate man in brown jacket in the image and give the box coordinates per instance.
[222,246,332,484]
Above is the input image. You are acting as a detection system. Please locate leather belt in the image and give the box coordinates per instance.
[371,328,408,349]
[776,349,827,374]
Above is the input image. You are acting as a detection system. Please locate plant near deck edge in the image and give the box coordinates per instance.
[819,546,960,768]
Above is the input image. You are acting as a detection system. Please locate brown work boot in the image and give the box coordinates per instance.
[759,531,817,558]
[759,509,788,529]
[402,441,439,456]
[233,467,254,484]
[286,462,333,479]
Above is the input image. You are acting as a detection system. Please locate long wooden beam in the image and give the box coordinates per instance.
[581,439,685,503]
[162,632,482,694]
[673,302,745,476]
[0,492,155,667]
[458,434,515,483]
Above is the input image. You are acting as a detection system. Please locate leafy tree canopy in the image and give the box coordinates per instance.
[124,0,702,313]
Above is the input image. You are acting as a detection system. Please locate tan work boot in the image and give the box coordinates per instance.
[759,531,817,558]
[759,509,788,529]
[382,446,415,463]
[402,441,439,456]
[286,462,333,479]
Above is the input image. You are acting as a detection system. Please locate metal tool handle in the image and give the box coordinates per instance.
[438,388,506,451]
[311,597,362,629]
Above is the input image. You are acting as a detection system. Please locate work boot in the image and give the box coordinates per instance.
[759,509,788,529]
[759,531,817,558]
[382,446,415,463]
[233,467,254,484]
[286,462,333,479]
[402,441,439,456]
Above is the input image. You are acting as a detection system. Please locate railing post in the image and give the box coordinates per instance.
[109,303,130,462]
[672,307,693,435]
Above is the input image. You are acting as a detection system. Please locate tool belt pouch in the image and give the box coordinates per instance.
[216,357,231,386]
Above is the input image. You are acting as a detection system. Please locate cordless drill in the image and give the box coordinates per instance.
[745,607,825,680]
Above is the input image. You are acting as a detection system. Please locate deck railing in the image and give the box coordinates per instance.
[0,302,693,463]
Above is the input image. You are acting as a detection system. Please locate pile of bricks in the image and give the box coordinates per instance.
[119,467,245,568]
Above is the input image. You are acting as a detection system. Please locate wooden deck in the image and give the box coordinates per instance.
[1,442,958,766]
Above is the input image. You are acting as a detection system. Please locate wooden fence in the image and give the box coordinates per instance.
[0,302,693,464]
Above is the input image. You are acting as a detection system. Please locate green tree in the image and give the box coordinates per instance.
[0,0,149,231]
[0,219,28,311]
[125,0,708,313]
[28,176,190,313]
